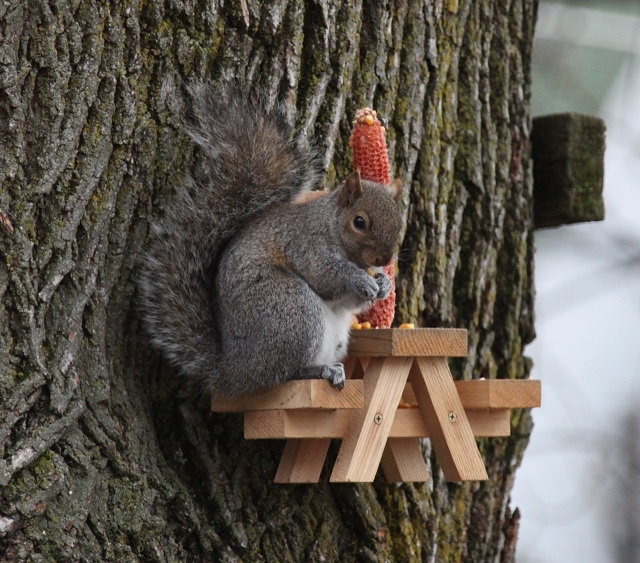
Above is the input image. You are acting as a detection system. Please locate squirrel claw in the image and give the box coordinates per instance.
[374,272,392,300]
[326,363,346,391]
[295,363,345,390]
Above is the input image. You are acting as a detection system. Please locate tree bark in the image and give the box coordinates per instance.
[0,0,537,561]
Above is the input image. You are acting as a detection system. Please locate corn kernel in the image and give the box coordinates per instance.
[398,402,418,409]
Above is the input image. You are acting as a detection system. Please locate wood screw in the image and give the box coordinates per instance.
[448,412,457,423]
[374,413,383,425]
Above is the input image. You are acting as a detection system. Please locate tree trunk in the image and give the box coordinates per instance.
[0,0,537,561]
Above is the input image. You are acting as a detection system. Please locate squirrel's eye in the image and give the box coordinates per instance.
[353,215,366,230]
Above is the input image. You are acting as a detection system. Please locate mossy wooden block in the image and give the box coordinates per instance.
[531,113,605,228]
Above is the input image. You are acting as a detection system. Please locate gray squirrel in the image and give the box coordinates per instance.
[139,82,402,397]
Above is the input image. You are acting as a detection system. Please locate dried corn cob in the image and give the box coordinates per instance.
[351,108,396,328]
[350,108,391,185]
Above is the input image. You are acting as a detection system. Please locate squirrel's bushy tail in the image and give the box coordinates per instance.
[139,82,320,389]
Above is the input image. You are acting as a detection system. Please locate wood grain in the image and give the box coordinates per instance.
[216,378,540,414]
[410,357,488,481]
[244,407,510,439]
[455,379,541,409]
[274,439,331,484]
[381,438,430,482]
[347,328,468,357]
[401,379,541,410]
[330,357,413,482]
[212,380,364,412]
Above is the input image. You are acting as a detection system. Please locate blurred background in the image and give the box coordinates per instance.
[512,1,640,561]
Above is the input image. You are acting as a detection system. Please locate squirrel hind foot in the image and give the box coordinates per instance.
[295,364,346,391]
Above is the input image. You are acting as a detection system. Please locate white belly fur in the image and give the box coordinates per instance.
[313,297,365,366]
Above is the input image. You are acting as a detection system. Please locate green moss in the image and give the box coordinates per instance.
[446,0,460,13]
[436,486,471,561]
[5,451,60,503]
[31,451,59,480]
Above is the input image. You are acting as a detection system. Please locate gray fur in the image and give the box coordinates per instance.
[139,83,402,398]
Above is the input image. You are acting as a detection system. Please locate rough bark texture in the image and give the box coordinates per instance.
[0,0,537,561]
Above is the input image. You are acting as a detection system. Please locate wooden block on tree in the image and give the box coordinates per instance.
[211,380,364,412]
[244,408,511,440]
[347,328,468,358]
[532,112,605,228]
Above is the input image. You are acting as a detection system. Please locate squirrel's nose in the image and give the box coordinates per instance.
[374,253,393,267]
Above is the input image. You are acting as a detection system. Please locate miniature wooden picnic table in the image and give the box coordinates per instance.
[212,328,541,484]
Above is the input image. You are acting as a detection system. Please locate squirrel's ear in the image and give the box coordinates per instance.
[387,178,403,202]
[339,171,363,207]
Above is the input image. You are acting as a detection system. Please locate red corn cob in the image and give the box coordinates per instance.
[351,108,396,329]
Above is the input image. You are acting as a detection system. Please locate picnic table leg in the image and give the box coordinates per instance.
[330,357,413,482]
[410,357,488,481]
[274,438,331,484]
[273,357,365,483]
[381,438,430,482]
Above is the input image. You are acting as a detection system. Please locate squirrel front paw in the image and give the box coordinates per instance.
[373,272,392,300]
[358,274,381,301]
[325,363,346,390]
[295,364,345,390]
